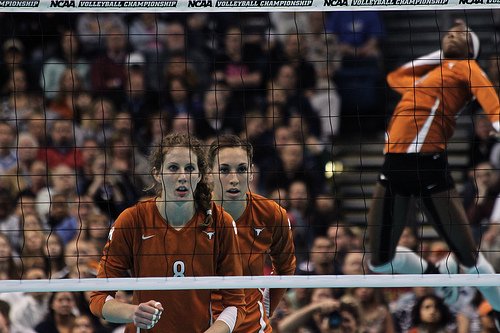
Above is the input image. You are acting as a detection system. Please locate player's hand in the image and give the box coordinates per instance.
[132,300,163,330]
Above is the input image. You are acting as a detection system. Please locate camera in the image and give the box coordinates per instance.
[328,311,342,329]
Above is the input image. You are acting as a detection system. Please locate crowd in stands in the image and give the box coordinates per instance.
[0,11,498,333]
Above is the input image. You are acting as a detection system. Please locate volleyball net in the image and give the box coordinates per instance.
[0,3,499,297]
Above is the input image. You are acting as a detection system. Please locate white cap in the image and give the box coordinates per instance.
[126,52,145,67]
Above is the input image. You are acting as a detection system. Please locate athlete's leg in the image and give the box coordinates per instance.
[368,182,426,273]
[424,189,500,313]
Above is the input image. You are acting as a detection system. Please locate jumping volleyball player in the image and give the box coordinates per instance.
[367,20,500,330]
[208,135,296,333]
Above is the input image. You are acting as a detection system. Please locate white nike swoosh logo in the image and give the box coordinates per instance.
[142,234,155,240]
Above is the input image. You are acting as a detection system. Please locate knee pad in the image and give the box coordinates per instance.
[464,252,495,275]
[369,246,428,274]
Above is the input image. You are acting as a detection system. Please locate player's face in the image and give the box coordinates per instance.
[442,25,470,59]
[158,147,201,203]
[213,147,251,202]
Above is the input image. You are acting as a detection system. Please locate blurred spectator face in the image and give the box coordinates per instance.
[311,288,335,303]
[169,78,188,103]
[51,292,76,316]
[243,113,265,141]
[51,165,77,194]
[51,120,74,147]
[474,116,494,140]
[342,252,364,275]
[27,116,46,143]
[29,160,48,191]
[269,187,288,208]
[284,33,306,60]
[3,39,24,67]
[280,143,303,174]
[267,84,287,105]
[16,196,38,219]
[65,239,98,270]
[49,194,70,221]
[426,241,449,265]
[81,138,100,167]
[23,214,41,231]
[327,226,351,253]
[289,114,309,138]
[288,180,308,211]
[106,26,127,53]
[59,68,82,92]
[0,234,12,262]
[0,122,14,149]
[92,99,115,124]
[72,315,95,333]
[112,136,132,159]
[166,55,188,79]
[114,112,133,133]
[17,133,39,164]
[225,27,242,55]
[61,31,80,56]
[474,162,498,188]
[419,297,442,324]
[87,213,110,240]
[398,227,417,250]
[8,67,27,92]
[276,64,296,91]
[309,236,335,266]
[274,126,290,151]
[166,22,185,51]
[126,69,145,96]
[264,104,284,130]
[203,90,227,119]
[45,234,64,259]
[353,287,375,303]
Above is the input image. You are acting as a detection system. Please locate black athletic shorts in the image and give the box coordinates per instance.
[377,152,455,196]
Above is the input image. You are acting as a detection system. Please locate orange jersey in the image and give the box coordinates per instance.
[89,199,246,333]
[386,58,500,154]
[212,193,296,333]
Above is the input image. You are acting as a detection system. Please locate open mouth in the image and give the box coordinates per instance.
[176,186,189,197]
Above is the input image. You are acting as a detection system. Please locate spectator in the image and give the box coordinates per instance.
[297,236,341,276]
[0,190,20,251]
[390,287,435,333]
[47,67,86,120]
[43,233,68,279]
[0,233,19,280]
[122,52,159,136]
[20,217,46,270]
[80,97,116,147]
[76,13,126,57]
[90,22,128,107]
[70,314,95,333]
[341,250,367,275]
[82,212,110,253]
[287,179,314,261]
[279,288,362,333]
[0,299,35,333]
[40,29,90,101]
[478,301,499,333]
[213,25,266,108]
[408,295,454,333]
[36,164,78,224]
[463,161,500,242]
[1,267,49,331]
[46,193,78,245]
[326,225,359,269]
[195,84,240,142]
[0,122,16,175]
[128,13,168,55]
[35,292,77,333]
[36,118,84,170]
[64,239,99,276]
[326,11,385,136]
[163,76,199,119]
[350,287,395,333]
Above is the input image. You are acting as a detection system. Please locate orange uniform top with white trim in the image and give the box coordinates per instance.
[89,199,246,333]
[385,58,500,154]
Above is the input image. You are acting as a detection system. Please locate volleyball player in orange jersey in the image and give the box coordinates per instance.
[367,20,500,330]
[208,135,296,333]
[89,133,246,333]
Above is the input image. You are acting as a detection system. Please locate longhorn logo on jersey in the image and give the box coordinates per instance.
[203,231,215,240]
[254,227,264,236]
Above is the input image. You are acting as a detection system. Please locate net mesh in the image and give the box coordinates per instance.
[0,7,499,333]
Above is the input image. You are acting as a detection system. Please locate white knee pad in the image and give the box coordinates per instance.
[369,246,428,274]
[464,252,495,275]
